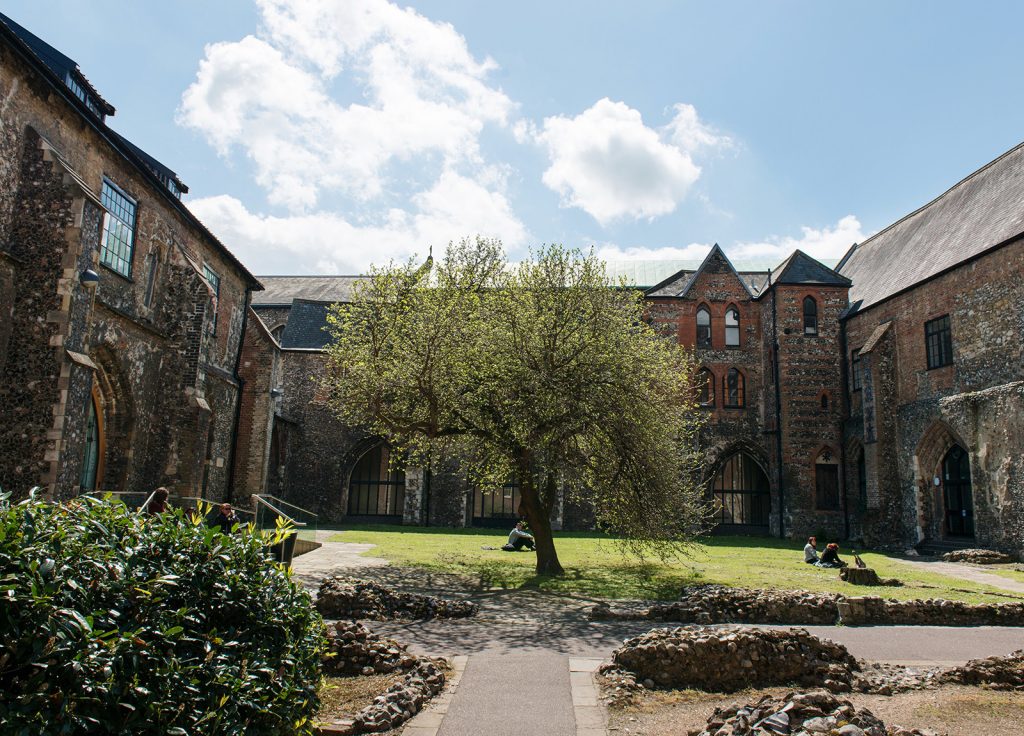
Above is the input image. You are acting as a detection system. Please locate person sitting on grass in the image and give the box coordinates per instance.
[502,521,536,551]
[803,536,819,564]
[817,542,848,568]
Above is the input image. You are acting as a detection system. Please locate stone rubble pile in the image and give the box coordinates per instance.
[590,584,1024,627]
[318,621,448,735]
[940,650,1024,690]
[850,662,945,695]
[343,660,446,734]
[321,620,419,677]
[643,585,840,625]
[317,578,478,620]
[836,596,1024,626]
[689,690,940,736]
[609,626,858,693]
[940,548,1015,565]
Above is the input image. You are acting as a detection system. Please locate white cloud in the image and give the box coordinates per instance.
[729,215,866,262]
[593,215,867,265]
[179,0,514,210]
[527,98,729,226]
[189,170,527,274]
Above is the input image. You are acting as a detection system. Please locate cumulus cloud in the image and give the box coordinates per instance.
[526,99,730,226]
[179,0,514,210]
[190,170,527,274]
[594,215,866,265]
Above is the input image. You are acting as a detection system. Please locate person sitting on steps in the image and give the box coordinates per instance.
[817,542,848,568]
[502,521,536,551]
[803,536,819,564]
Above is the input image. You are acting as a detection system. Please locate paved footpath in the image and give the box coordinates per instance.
[892,556,1024,595]
[293,540,1024,736]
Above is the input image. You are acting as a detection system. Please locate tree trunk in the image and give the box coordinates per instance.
[518,476,564,576]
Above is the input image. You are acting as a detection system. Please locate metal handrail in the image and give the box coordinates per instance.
[179,496,256,521]
[251,494,307,527]
[254,494,318,519]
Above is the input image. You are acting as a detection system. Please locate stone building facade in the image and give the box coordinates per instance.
[234,143,1024,557]
[0,15,260,501]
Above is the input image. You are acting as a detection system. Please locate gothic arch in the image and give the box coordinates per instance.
[90,346,135,492]
[913,420,971,541]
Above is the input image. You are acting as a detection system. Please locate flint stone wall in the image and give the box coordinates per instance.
[610,626,858,693]
[837,596,1024,626]
[317,578,478,621]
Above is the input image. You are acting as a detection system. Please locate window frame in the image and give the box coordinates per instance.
[803,296,819,335]
[724,306,740,347]
[851,348,862,392]
[723,367,744,408]
[203,263,221,334]
[924,314,953,370]
[696,305,712,348]
[99,179,138,279]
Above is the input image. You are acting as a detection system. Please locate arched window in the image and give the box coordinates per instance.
[348,445,405,518]
[724,368,744,407]
[271,324,286,342]
[696,368,715,407]
[803,296,818,335]
[713,452,770,527]
[725,307,740,347]
[696,306,711,347]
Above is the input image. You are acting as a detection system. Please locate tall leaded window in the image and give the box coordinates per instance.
[724,368,744,407]
[925,315,953,369]
[696,368,715,407]
[348,445,405,517]
[803,296,818,335]
[100,180,137,277]
[696,306,712,347]
[203,264,221,333]
[725,307,740,347]
[851,349,862,391]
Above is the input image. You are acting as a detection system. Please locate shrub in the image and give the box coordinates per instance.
[0,491,325,735]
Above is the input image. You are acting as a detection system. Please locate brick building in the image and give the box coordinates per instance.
[0,15,261,501]
[233,144,1024,556]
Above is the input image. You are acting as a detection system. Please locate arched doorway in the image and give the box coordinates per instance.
[347,445,405,520]
[942,445,974,538]
[712,452,771,530]
[79,389,104,491]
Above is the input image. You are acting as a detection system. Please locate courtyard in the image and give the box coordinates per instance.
[293,529,1024,735]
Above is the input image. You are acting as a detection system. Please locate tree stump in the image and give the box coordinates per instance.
[840,567,884,586]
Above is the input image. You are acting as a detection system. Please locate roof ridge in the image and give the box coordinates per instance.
[845,140,1024,261]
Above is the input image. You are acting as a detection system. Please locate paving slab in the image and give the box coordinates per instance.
[436,653,575,736]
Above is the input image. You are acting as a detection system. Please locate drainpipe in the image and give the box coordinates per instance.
[770,276,786,538]
[838,317,851,540]
[224,287,253,504]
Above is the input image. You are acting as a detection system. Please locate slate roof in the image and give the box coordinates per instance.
[770,250,851,286]
[604,257,786,290]
[253,276,362,306]
[107,129,188,195]
[839,141,1024,315]
[279,300,334,350]
[0,11,114,117]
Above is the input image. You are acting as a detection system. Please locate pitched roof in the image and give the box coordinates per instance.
[604,257,782,290]
[644,244,774,298]
[107,129,188,195]
[839,141,1024,315]
[0,13,261,290]
[279,300,334,350]
[252,276,362,306]
[770,249,851,286]
[0,11,114,117]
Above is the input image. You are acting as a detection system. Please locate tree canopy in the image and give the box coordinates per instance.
[324,238,707,574]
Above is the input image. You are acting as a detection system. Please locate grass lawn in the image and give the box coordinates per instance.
[327,525,1020,603]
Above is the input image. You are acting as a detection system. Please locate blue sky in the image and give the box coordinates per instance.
[5,1,1024,274]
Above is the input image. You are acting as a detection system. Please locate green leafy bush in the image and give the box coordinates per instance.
[0,492,325,735]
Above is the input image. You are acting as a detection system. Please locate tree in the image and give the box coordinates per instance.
[324,238,707,575]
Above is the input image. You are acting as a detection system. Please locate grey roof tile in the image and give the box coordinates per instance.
[279,300,334,350]
[839,141,1024,314]
[253,276,362,306]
